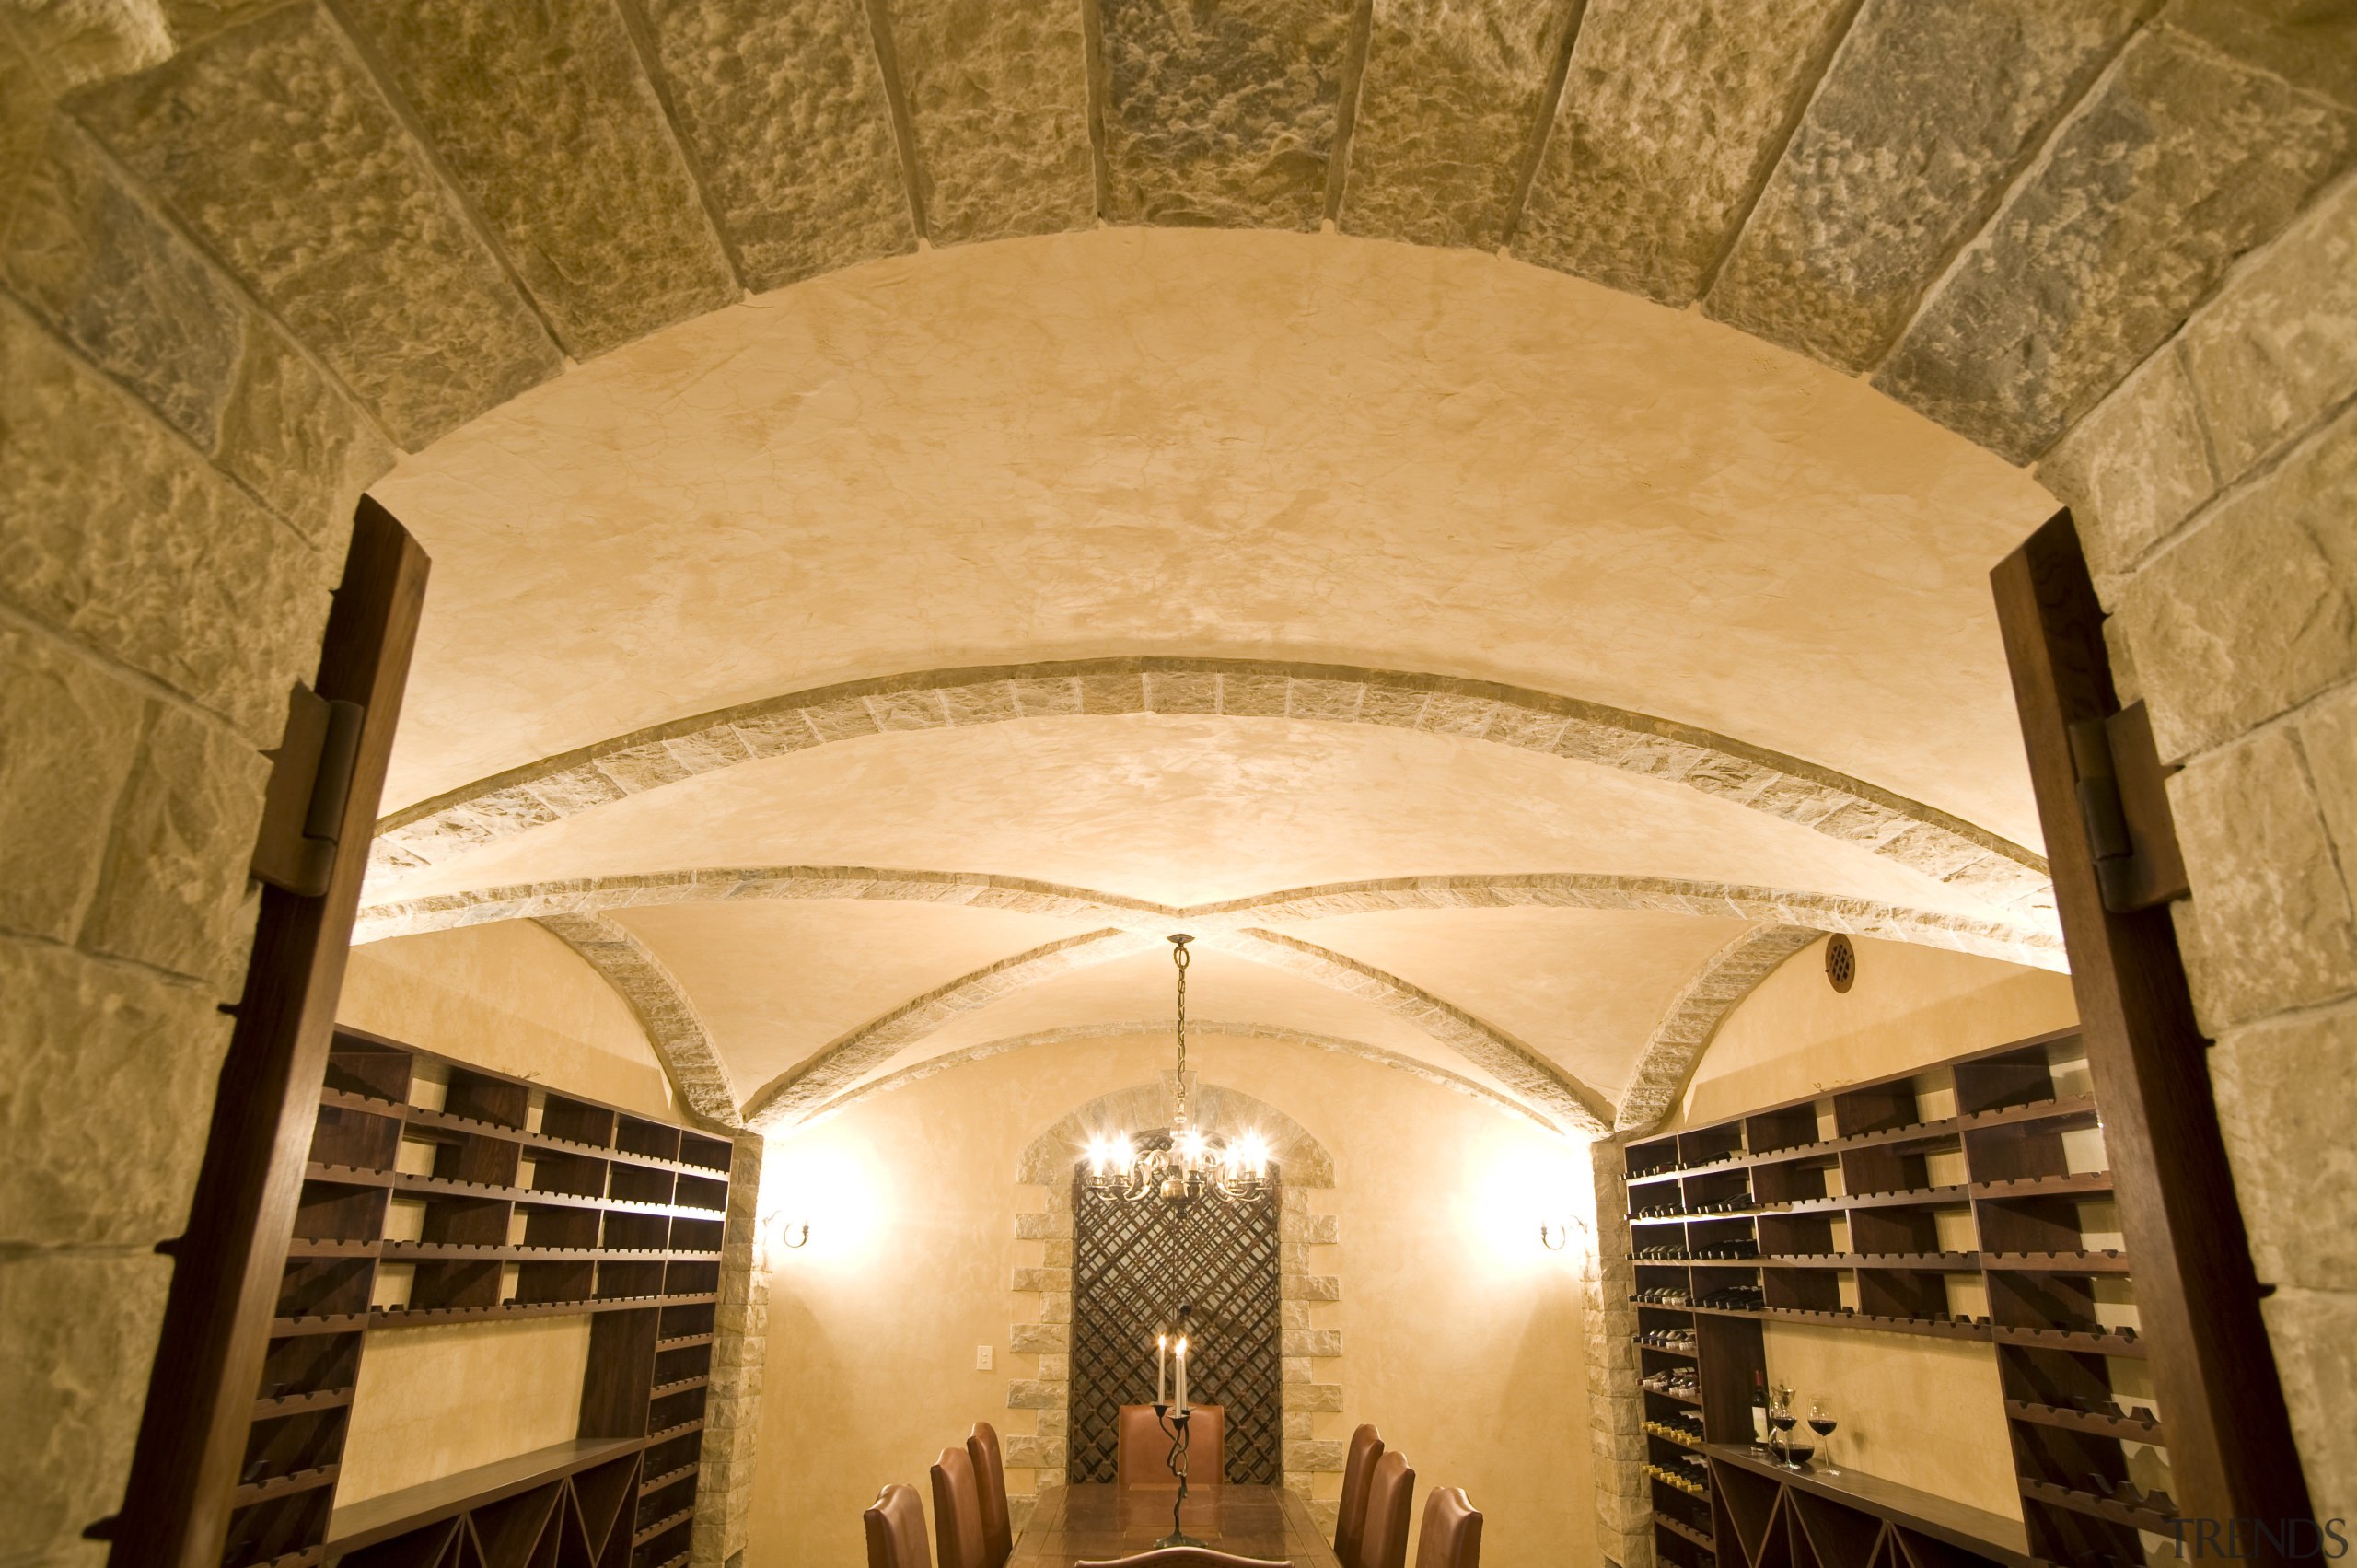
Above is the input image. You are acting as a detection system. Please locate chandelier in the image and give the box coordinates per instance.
[1083,935,1271,1204]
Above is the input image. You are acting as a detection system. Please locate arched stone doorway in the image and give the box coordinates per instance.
[1003,1080,1344,1534]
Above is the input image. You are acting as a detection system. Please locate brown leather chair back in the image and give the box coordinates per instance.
[865,1482,931,1568]
[1076,1551,1288,1568]
[1357,1451,1415,1568]
[1413,1488,1481,1568]
[969,1422,1013,1568]
[932,1446,987,1568]
[1115,1404,1225,1487]
[1332,1426,1385,1566]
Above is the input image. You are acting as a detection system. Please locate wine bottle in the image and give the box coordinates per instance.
[1751,1372,1769,1443]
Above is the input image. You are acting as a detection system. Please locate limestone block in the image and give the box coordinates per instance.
[2169,727,2357,1028]
[1035,1405,1067,1439]
[1513,0,1854,306]
[1097,0,1352,229]
[74,3,563,447]
[632,0,911,290]
[1144,669,1219,714]
[0,625,142,942]
[2302,685,2357,900]
[7,0,171,87]
[1078,671,1148,714]
[1286,678,1362,719]
[2117,407,2357,759]
[1339,0,1578,248]
[1005,1379,1065,1409]
[1875,28,2355,462]
[2180,169,2357,481]
[1008,1495,1038,1538]
[1283,1411,1311,1442]
[886,0,1095,245]
[2167,0,2357,112]
[1708,0,2139,370]
[801,695,879,742]
[217,315,394,540]
[1291,1383,1343,1413]
[2212,1006,2357,1292]
[1041,1237,1073,1266]
[82,703,271,987]
[867,690,950,730]
[2260,1284,2357,1516]
[1004,1434,1066,1468]
[728,709,822,760]
[595,738,695,794]
[1281,1328,1341,1358]
[0,1249,173,1561]
[2038,343,2218,576]
[1281,1299,1312,1330]
[1284,1439,1346,1473]
[1010,1266,1071,1294]
[1220,672,1288,716]
[1035,1353,1069,1380]
[1283,1272,1340,1301]
[0,935,229,1245]
[1011,676,1084,716]
[0,119,245,451]
[1014,1210,1054,1240]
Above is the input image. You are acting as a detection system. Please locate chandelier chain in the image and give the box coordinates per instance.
[1172,935,1190,1125]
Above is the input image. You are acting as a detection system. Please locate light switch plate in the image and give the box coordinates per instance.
[976,1344,994,1371]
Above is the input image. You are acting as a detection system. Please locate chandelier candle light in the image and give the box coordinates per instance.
[1084,935,1271,1205]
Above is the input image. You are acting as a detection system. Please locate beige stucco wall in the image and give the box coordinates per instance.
[1675,935,2079,1129]
[332,922,676,1501]
[749,1033,1593,1568]
[340,921,677,1119]
[1667,936,2078,1519]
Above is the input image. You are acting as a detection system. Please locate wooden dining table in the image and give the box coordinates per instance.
[1013,1483,1343,1567]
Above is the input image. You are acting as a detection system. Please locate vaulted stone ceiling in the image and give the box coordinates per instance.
[63,0,2347,1136]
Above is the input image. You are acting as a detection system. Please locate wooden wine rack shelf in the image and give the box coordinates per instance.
[1625,1028,2170,1568]
[220,1027,732,1568]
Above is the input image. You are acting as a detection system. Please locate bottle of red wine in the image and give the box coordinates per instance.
[1751,1372,1770,1443]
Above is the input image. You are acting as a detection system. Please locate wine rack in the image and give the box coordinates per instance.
[1623,1028,2170,1568]
[221,1026,732,1568]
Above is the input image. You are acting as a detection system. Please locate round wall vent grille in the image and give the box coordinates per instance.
[1825,934,1857,993]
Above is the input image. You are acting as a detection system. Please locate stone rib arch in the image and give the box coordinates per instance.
[352,865,2061,969]
[534,912,742,1128]
[786,1021,1557,1133]
[1613,923,1821,1134]
[366,658,2052,923]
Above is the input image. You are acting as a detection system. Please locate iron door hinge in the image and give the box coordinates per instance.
[250,683,366,897]
[2066,700,2189,913]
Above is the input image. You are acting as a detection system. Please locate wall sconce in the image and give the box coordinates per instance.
[1538,1214,1591,1255]
[779,1221,810,1249]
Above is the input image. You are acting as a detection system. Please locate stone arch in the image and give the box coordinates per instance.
[1002,1080,1345,1532]
[366,658,2052,924]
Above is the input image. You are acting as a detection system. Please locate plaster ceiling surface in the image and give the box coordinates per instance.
[389,717,2000,917]
[374,226,2056,848]
[855,943,1503,1098]
[1294,906,1757,1096]
[603,900,1097,1094]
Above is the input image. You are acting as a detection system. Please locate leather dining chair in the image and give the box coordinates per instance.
[933,1446,987,1568]
[1077,1551,1287,1568]
[1413,1489,1481,1568]
[1357,1452,1415,1568]
[1331,1426,1385,1568]
[1115,1404,1226,1487]
[968,1423,1014,1568]
[865,1482,932,1568]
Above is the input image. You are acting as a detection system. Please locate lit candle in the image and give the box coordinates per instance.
[1156,1333,1168,1405]
[1175,1336,1190,1414]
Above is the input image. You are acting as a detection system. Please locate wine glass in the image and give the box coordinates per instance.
[1807,1397,1839,1474]
[1767,1388,1798,1467]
